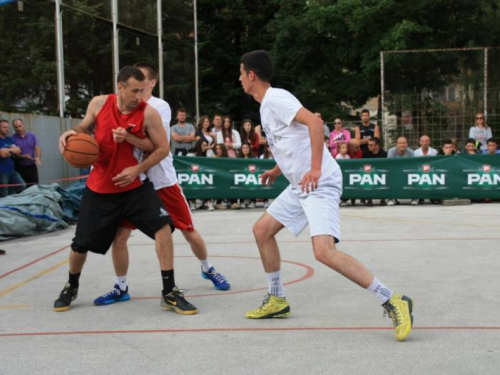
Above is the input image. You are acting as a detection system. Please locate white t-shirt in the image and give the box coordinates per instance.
[335,153,350,160]
[414,147,438,157]
[144,96,178,189]
[260,87,340,186]
[216,130,242,150]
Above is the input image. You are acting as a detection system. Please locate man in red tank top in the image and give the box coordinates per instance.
[53,66,197,314]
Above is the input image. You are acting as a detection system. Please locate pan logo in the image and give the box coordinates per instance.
[405,164,447,189]
[234,164,263,186]
[177,164,215,187]
[465,164,500,188]
[346,164,388,190]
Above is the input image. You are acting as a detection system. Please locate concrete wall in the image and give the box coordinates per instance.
[0,111,81,184]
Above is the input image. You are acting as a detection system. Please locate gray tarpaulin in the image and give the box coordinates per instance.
[0,183,83,241]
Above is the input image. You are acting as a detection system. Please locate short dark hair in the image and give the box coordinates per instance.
[361,109,370,115]
[487,137,497,145]
[117,66,145,84]
[465,138,476,146]
[177,108,187,114]
[133,62,159,81]
[369,137,381,146]
[442,139,453,146]
[0,119,9,126]
[240,50,274,83]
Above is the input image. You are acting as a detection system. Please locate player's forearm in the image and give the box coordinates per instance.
[35,146,41,159]
[125,133,155,152]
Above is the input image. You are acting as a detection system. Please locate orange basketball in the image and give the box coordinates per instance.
[63,133,99,168]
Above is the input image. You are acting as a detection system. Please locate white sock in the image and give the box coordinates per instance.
[200,259,212,273]
[367,277,393,304]
[266,271,285,297]
[116,275,128,291]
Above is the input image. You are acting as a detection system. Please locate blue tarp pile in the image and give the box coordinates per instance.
[0,183,84,241]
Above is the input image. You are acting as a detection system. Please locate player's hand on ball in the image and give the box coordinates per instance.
[112,127,127,143]
[112,166,140,187]
[59,130,77,154]
[299,169,321,193]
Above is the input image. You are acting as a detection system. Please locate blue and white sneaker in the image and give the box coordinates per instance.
[201,267,230,291]
[94,284,131,306]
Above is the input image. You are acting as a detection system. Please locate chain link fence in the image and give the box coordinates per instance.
[381,47,500,151]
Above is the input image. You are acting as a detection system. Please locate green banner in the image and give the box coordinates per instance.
[173,155,500,200]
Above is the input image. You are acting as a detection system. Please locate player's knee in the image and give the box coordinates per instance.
[313,246,333,265]
[155,224,172,240]
[253,220,270,241]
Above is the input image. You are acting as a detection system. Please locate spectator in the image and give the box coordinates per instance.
[463,138,479,155]
[387,136,417,206]
[348,139,363,159]
[212,114,223,137]
[414,135,438,157]
[240,119,260,156]
[217,115,241,158]
[335,142,350,160]
[238,143,257,209]
[364,137,387,158]
[329,118,351,157]
[254,123,268,156]
[171,108,196,156]
[193,138,209,157]
[355,109,380,154]
[214,143,228,158]
[483,138,500,155]
[387,136,415,158]
[439,139,455,156]
[195,115,215,157]
[11,118,41,185]
[0,119,25,198]
[469,113,492,152]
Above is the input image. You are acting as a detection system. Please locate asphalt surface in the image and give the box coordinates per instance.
[1,201,499,375]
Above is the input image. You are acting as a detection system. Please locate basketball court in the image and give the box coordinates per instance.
[1,202,499,374]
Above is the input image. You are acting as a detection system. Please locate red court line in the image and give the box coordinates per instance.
[0,245,70,280]
[1,326,500,338]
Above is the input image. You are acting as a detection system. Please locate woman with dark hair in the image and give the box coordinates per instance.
[194,139,209,157]
[195,116,215,157]
[216,116,241,158]
[238,143,256,208]
[240,119,260,157]
[469,113,492,152]
[214,143,228,158]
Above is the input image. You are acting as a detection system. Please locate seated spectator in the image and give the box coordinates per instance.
[214,143,228,158]
[0,119,25,198]
[387,136,417,206]
[217,115,241,158]
[483,138,500,155]
[335,142,350,160]
[414,135,438,157]
[171,108,196,156]
[364,137,387,158]
[348,139,363,159]
[195,115,215,157]
[259,145,273,208]
[463,138,479,155]
[12,118,42,185]
[469,113,492,152]
[438,139,455,155]
[238,143,256,209]
[193,139,209,157]
[240,119,260,157]
[355,109,380,154]
[329,118,351,157]
[254,123,268,156]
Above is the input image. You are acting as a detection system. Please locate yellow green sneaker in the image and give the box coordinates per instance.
[383,294,414,341]
[245,294,290,319]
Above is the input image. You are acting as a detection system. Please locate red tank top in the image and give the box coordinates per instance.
[86,94,147,194]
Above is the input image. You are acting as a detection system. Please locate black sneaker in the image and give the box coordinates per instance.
[161,287,198,315]
[53,283,78,312]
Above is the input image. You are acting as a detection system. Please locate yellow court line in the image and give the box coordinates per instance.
[0,259,68,299]
[342,214,499,228]
[0,304,31,310]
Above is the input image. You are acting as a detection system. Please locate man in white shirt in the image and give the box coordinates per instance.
[414,135,438,157]
[239,50,413,341]
[94,62,230,312]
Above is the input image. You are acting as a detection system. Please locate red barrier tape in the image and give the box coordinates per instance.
[0,174,89,188]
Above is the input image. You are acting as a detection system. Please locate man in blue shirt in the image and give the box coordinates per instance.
[483,138,500,155]
[0,119,25,197]
[12,118,41,184]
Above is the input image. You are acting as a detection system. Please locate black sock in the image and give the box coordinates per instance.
[161,269,175,293]
[68,272,81,289]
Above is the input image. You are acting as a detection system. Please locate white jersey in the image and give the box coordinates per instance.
[260,87,340,186]
[145,96,178,189]
[414,147,438,157]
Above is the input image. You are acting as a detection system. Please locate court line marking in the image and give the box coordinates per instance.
[1,326,499,338]
[0,259,68,299]
[0,245,70,280]
[342,214,499,228]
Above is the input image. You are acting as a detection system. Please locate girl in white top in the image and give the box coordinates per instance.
[216,115,241,158]
[335,142,350,160]
[195,115,215,157]
[469,113,492,151]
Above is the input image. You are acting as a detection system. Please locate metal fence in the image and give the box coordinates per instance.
[381,47,500,151]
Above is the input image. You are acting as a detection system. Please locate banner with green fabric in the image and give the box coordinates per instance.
[173,155,500,200]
